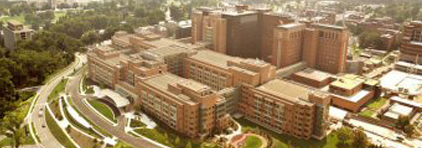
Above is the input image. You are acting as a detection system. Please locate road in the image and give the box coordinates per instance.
[66,67,165,148]
[29,53,85,148]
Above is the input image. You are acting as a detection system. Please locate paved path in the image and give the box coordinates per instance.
[66,67,167,148]
[28,53,84,148]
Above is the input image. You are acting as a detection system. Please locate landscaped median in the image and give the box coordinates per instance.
[45,106,78,148]
[86,99,117,124]
[48,78,68,101]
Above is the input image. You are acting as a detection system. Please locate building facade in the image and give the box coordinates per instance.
[239,79,331,139]
[2,21,34,50]
[400,21,422,64]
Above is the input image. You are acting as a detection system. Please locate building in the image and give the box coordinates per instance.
[273,23,349,74]
[183,50,276,91]
[2,20,34,50]
[329,74,380,112]
[259,13,294,62]
[239,79,331,139]
[399,21,422,65]
[291,68,334,88]
[138,73,230,138]
[382,103,415,123]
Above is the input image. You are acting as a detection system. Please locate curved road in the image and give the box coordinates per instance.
[29,53,85,148]
[66,67,165,148]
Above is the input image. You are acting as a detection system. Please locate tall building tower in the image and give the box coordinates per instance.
[304,24,349,74]
[400,21,422,64]
[272,23,349,74]
[272,23,306,68]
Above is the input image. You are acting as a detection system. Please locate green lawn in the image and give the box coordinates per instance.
[130,119,146,128]
[88,100,116,123]
[48,78,68,101]
[45,108,78,148]
[359,110,376,118]
[53,11,67,23]
[0,14,25,24]
[236,118,339,148]
[244,135,263,148]
[367,98,388,110]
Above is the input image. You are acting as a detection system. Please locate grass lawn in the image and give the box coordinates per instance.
[367,98,388,110]
[0,14,25,23]
[359,110,376,118]
[130,119,146,128]
[236,118,339,148]
[88,100,116,123]
[53,11,67,23]
[48,78,68,101]
[45,108,78,148]
[244,135,263,148]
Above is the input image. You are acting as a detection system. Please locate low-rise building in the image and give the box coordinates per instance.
[329,74,380,112]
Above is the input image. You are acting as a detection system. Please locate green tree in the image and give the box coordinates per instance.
[0,68,19,118]
[169,5,184,21]
[337,127,354,146]
[185,141,192,148]
[174,136,181,147]
[353,129,369,148]
[0,111,26,148]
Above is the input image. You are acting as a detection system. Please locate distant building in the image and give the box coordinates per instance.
[273,23,349,74]
[2,21,34,50]
[399,21,422,65]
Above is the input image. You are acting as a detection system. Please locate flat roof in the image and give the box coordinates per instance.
[143,73,198,104]
[380,70,422,95]
[329,106,348,120]
[144,44,192,58]
[257,79,317,103]
[294,68,332,82]
[332,90,371,103]
[330,77,362,90]
[189,50,243,69]
[312,23,347,31]
[278,23,305,29]
[389,103,413,116]
[390,96,422,109]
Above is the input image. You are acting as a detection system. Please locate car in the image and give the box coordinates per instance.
[38,110,43,117]
[396,136,404,142]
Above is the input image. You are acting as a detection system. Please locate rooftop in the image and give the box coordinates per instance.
[330,76,363,90]
[294,68,332,82]
[189,50,243,69]
[143,73,198,104]
[257,79,318,104]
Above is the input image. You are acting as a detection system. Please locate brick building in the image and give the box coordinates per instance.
[273,23,349,74]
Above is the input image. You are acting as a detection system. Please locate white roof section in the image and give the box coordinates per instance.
[66,105,91,129]
[332,90,370,102]
[102,89,130,108]
[329,106,348,120]
[390,96,422,109]
[389,103,413,116]
[380,70,422,95]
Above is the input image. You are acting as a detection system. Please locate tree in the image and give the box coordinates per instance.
[337,127,354,146]
[169,5,184,21]
[396,116,411,130]
[0,111,26,148]
[353,129,369,148]
[0,68,19,118]
[174,136,181,147]
[185,141,192,148]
